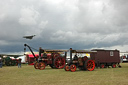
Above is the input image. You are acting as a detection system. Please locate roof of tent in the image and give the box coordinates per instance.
[27,54,39,58]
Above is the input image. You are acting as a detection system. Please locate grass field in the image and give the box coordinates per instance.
[0,63,128,85]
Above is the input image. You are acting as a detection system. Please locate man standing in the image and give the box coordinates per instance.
[18,58,22,68]
[0,57,3,68]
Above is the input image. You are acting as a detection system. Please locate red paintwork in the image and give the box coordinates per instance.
[70,64,76,72]
[29,63,34,65]
[65,65,70,71]
[26,54,39,65]
[52,53,60,59]
[123,56,126,59]
[28,54,39,58]
[112,64,116,68]
[101,64,105,68]
[46,54,52,64]
[39,62,45,70]
[27,52,66,70]
[86,60,95,71]
[54,57,65,69]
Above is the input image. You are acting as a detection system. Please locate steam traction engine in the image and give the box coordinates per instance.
[64,48,96,72]
[3,57,19,66]
[24,44,67,70]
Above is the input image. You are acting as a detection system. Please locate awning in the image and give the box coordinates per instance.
[28,54,39,58]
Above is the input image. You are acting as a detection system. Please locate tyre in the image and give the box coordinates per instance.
[5,61,11,66]
[39,62,45,70]
[54,57,65,69]
[34,62,39,69]
[112,63,116,68]
[70,64,76,72]
[11,61,16,66]
[84,59,95,71]
[100,64,105,68]
[64,64,70,71]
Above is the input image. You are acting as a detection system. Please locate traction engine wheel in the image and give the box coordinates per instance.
[54,57,65,69]
[70,64,77,72]
[85,59,95,71]
[52,53,60,59]
[100,64,105,68]
[34,62,39,69]
[39,62,45,70]
[64,64,70,71]
[11,60,15,66]
[112,64,116,68]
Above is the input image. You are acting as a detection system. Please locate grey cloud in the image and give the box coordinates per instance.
[0,0,128,52]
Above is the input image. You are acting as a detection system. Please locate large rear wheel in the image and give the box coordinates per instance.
[54,57,65,69]
[84,59,95,71]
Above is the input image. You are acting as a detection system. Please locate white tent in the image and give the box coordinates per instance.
[17,56,26,63]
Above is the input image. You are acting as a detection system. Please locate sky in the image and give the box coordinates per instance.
[0,0,128,53]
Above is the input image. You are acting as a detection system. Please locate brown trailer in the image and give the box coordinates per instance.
[90,49,121,68]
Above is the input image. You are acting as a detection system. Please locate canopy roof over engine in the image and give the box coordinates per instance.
[71,49,97,53]
[43,49,68,53]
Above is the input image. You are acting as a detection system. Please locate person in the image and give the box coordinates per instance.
[43,52,47,58]
[18,58,22,68]
[73,54,78,60]
[0,57,3,68]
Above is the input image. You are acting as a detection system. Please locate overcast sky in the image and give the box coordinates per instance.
[0,0,128,53]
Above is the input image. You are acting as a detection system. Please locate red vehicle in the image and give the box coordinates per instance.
[90,49,121,68]
[64,48,96,72]
[26,54,39,65]
[24,44,67,70]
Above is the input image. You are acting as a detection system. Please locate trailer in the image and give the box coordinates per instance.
[64,48,96,72]
[24,44,68,70]
[90,49,121,68]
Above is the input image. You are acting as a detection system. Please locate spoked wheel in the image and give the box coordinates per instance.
[39,62,45,70]
[34,62,39,69]
[6,61,11,66]
[64,64,70,71]
[54,57,65,69]
[11,60,16,66]
[85,59,95,71]
[112,64,116,68]
[70,64,76,72]
[100,64,105,68]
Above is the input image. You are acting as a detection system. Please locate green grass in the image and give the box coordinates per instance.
[0,63,128,85]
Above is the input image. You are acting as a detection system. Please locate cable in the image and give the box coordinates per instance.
[29,46,39,51]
